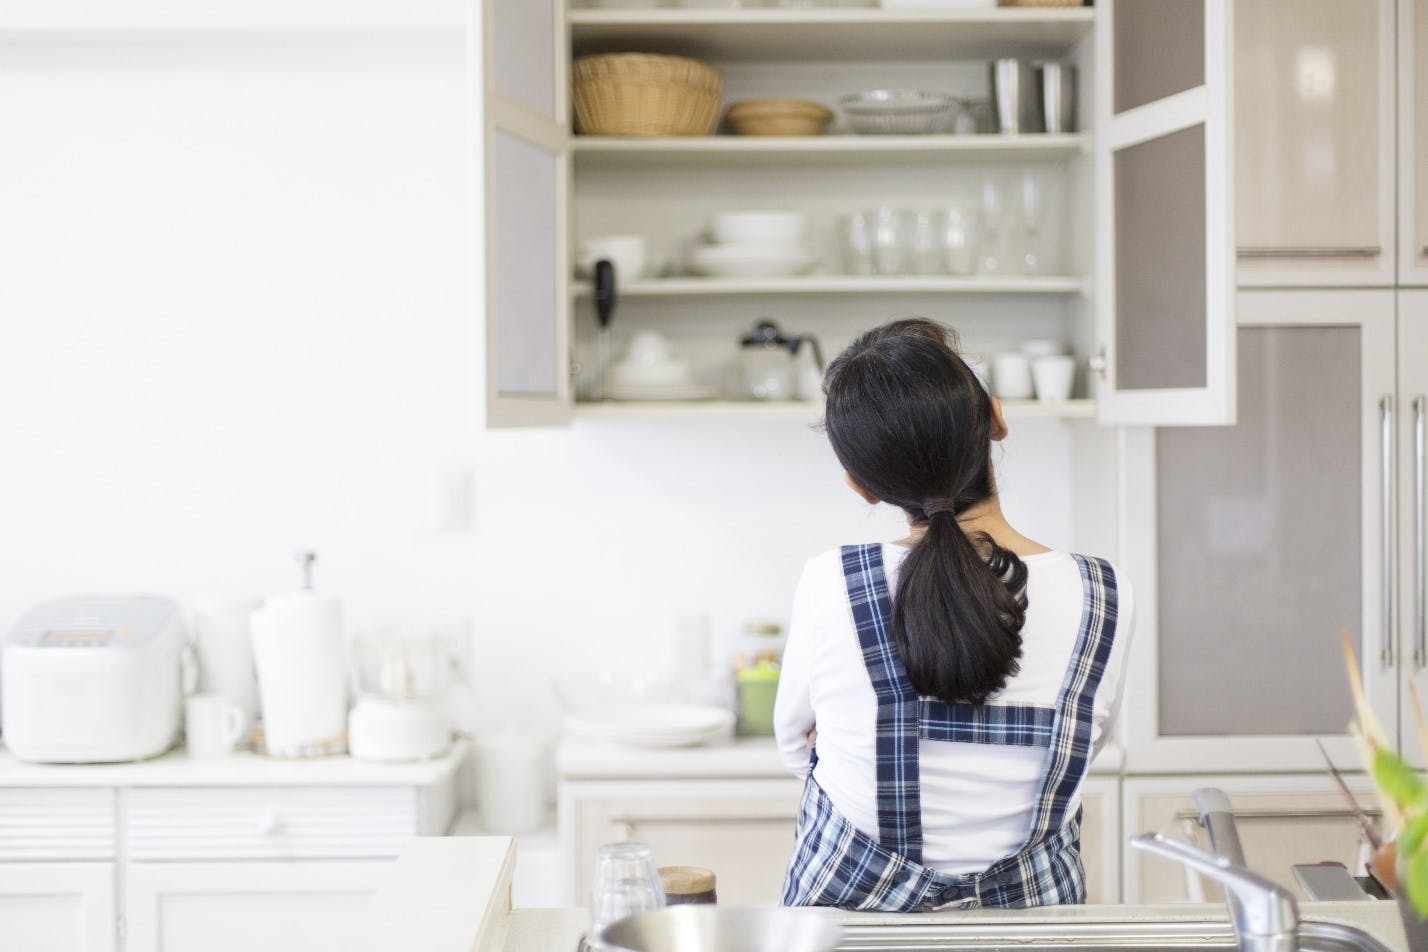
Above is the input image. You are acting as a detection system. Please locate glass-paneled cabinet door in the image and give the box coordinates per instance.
[1401,1,1428,286]
[479,0,571,427]
[1096,0,1236,426]
[1400,291,1428,764]
[1237,0,1395,287]
[1120,290,1398,773]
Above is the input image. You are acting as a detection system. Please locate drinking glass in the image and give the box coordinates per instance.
[1019,172,1046,275]
[868,206,905,276]
[940,207,979,276]
[979,178,1007,275]
[837,212,874,275]
[590,842,665,949]
[907,209,941,275]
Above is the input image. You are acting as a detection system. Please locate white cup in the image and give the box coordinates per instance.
[1031,355,1077,402]
[1019,338,1065,359]
[991,352,1034,400]
[578,235,647,281]
[185,693,246,759]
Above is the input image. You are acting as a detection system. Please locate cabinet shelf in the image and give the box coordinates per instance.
[573,275,1087,297]
[572,133,1088,167]
[569,8,1096,61]
[574,399,1096,423]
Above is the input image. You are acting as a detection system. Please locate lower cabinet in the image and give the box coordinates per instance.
[0,862,116,952]
[124,861,389,952]
[1122,775,1384,903]
[561,775,1124,906]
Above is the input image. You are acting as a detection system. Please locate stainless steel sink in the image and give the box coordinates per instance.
[832,918,1395,952]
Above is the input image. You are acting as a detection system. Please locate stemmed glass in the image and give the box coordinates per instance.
[979,177,1006,275]
[589,842,665,950]
[1020,172,1046,275]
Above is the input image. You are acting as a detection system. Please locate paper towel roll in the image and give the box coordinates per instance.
[249,591,347,757]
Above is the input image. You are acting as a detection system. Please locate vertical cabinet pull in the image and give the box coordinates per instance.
[1383,396,1396,668]
[1415,396,1426,670]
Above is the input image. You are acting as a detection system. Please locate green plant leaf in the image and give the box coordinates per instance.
[1375,748,1428,810]
[1407,847,1428,918]
[1402,814,1428,857]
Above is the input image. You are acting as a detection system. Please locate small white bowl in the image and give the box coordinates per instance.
[710,211,808,246]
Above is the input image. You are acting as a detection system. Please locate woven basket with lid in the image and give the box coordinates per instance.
[573,53,723,137]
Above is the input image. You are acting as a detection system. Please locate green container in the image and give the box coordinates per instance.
[736,664,780,736]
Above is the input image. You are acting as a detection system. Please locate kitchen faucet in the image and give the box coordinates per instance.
[1131,788,1300,952]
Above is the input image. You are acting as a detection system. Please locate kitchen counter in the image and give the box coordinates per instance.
[556,735,1124,779]
[356,836,1412,952]
[0,739,468,786]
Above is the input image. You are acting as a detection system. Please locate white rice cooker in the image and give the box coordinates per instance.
[2,596,188,763]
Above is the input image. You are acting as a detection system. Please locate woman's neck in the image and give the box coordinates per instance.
[901,496,1052,557]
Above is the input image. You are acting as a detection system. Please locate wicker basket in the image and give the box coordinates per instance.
[725,99,834,136]
[573,53,723,137]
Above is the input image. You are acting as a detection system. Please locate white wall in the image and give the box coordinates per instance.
[0,31,1086,735]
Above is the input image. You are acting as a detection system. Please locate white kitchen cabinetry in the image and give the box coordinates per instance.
[1121,290,1400,773]
[125,861,388,952]
[480,2,1240,429]
[1398,290,1428,759]
[1123,775,1383,904]
[1235,0,1396,287]
[1401,0,1428,284]
[0,863,116,952]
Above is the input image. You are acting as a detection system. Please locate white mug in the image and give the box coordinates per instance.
[1031,355,1077,402]
[991,352,1034,400]
[185,693,246,759]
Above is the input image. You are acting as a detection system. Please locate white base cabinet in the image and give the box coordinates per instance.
[0,862,116,952]
[124,861,388,952]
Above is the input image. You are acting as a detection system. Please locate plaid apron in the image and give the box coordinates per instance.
[781,543,1120,912]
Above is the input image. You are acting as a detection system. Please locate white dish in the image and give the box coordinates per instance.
[687,244,817,279]
[565,703,735,748]
[710,211,808,246]
[610,360,695,388]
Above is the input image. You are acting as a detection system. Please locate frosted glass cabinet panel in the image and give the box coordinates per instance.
[492,131,561,398]
[1096,0,1234,426]
[492,0,559,121]
[1402,0,1428,284]
[1155,326,1360,736]
[1236,0,1394,286]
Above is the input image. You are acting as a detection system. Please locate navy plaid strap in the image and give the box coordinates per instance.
[840,543,923,862]
[918,700,1056,747]
[1019,554,1119,842]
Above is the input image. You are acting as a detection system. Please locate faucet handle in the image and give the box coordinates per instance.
[1131,834,1299,951]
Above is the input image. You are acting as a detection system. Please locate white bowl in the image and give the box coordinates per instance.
[610,359,695,388]
[687,243,817,278]
[576,235,647,281]
[710,211,808,246]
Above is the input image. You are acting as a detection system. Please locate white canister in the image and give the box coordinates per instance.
[472,732,550,834]
[1031,355,1077,402]
[991,352,1034,400]
[249,590,347,758]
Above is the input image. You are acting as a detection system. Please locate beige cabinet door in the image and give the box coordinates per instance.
[1123,776,1383,903]
[565,779,803,907]
[1236,0,1396,286]
[1399,1,1428,284]
[1400,291,1428,760]
[1080,777,1122,905]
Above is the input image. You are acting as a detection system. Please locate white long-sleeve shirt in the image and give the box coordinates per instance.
[774,543,1134,875]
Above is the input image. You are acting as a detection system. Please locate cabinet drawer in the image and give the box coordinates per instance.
[0,789,115,861]
[126,787,418,861]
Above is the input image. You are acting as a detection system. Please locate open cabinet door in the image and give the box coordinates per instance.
[475,0,571,427]
[1095,0,1236,426]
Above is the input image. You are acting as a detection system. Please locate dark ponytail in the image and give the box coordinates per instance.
[822,318,1028,704]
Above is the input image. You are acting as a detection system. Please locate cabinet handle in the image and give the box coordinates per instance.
[1088,346,1107,379]
[1383,395,1397,668]
[1415,396,1426,670]
[1175,807,1383,823]
[1237,246,1382,259]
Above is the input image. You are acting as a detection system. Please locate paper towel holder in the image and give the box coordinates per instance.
[297,551,317,591]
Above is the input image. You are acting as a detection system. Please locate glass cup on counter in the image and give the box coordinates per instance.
[590,842,666,949]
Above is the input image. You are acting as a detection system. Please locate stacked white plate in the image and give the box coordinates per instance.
[686,211,817,279]
[607,331,715,401]
[565,703,736,748]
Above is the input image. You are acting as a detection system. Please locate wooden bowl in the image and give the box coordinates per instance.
[724,99,834,136]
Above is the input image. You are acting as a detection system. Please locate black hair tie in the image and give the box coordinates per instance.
[922,499,959,517]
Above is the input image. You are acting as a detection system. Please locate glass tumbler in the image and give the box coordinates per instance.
[907,210,941,275]
[868,206,905,276]
[940,207,979,276]
[590,842,666,949]
[837,212,874,275]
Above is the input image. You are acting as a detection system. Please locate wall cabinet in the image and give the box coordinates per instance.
[480,1,1240,430]
[1235,0,1396,287]
[1398,290,1428,759]
[1401,0,1428,285]
[1121,289,1401,773]
[1123,775,1382,904]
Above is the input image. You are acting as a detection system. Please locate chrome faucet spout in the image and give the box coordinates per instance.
[1130,833,1299,952]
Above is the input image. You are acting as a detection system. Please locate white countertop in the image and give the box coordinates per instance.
[556,736,1124,780]
[355,837,1410,952]
[0,739,468,787]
